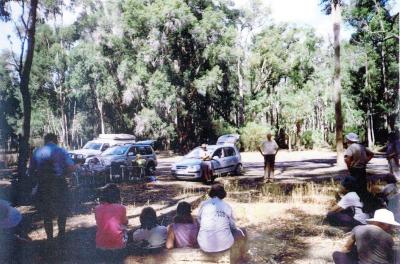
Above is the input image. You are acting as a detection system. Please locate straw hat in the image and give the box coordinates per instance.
[366,209,400,226]
[0,200,22,229]
[345,133,359,143]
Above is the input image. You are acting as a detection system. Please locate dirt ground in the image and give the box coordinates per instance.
[0,150,395,263]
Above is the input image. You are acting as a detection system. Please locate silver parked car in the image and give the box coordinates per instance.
[171,134,242,181]
[91,143,157,175]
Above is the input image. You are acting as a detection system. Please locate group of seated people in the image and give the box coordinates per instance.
[95,183,248,261]
[326,174,400,263]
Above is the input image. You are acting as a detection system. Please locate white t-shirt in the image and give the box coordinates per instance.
[260,140,279,155]
[131,225,167,248]
[197,197,235,252]
[338,192,369,224]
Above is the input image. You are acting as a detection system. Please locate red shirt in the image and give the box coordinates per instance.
[95,203,128,249]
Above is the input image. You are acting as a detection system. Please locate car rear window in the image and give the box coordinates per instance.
[224,147,235,157]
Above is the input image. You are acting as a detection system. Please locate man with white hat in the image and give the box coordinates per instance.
[344,133,374,194]
[332,208,399,264]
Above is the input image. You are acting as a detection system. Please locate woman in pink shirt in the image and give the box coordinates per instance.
[166,201,199,249]
[95,184,128,250]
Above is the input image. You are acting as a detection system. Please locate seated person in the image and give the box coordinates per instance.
[197,184,248,262]
[95,184,128,250]
[327,177,369,228]
[135,154,146,168]
[132,207,167,249]
[166,201,199,249]
[381,175,399,222]
[332,209,399,264]
[0,199,31,262]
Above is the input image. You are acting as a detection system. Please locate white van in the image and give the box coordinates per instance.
[69,134,136,162]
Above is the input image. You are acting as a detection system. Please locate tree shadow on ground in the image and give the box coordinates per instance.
[247,207,335,263]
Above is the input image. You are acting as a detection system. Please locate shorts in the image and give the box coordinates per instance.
[263,154,276,168]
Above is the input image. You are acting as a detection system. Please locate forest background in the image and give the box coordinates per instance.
[0,0,399,168]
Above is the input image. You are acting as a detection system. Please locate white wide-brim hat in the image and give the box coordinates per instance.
[366,208,400,226]
[346,133,359,142]
[0,201,22,229]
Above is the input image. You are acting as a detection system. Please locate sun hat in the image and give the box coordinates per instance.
[0,200,22,229]
[345,133,359,143]
[366,208,400,226]
[201,143,207,148]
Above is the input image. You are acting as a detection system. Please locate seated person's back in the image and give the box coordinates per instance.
[166,202,199,249]
[197,185,235,253]
[95,184,128,250]
[132,207,167,249]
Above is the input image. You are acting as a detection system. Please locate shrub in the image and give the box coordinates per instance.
[240,122,272,151]
[301,130,326,149]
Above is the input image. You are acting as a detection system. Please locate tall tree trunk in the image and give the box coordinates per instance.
[332,1,344,166]
[237,57,244,126]
[373,0,389,132]
[17,0,38,179]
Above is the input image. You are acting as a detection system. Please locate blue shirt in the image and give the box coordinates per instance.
[29,143,74,178]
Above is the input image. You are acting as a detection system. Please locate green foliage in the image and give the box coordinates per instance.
[240,122,272,151]
[301,130,325,149]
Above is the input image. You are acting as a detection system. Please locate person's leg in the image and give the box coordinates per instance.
[326,209,360,228]
[43,215,53,240]
[57,215,66,239]
[230,228,248,263]
[263,155,268,181]
[201,162,210,182]
[269,155,276,181]
[332,251,358,264]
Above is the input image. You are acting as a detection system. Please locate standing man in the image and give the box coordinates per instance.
[332,208,399,264]
[29,133,75,240]
[259,133,279,183]
[199,144,212,183]
[344,133,374,195]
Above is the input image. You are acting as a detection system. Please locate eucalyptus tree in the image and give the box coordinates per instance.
[1,0,39,178]
[321,0,345,165]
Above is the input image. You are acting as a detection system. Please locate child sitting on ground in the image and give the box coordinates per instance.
[166,201,199,249]
[95,184,128,250]
[326,177,369,228]
[131,207,167,250]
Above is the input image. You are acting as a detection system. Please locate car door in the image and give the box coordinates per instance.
[223,147,237,173]
[126,146,137,166]
[211,147,225,174]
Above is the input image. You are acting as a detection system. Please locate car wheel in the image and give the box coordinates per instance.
[234,163,243,176]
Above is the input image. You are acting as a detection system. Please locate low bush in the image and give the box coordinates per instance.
[240,122,272,151]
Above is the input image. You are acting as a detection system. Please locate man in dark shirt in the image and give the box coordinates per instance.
[29,133,75,240]
[332,208,399,264]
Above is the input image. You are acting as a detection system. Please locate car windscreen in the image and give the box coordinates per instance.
[185,147,216,158]
[82,141,102,150]
[100,145,129,156]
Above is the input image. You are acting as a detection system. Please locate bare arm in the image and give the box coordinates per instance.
[342,234,356,252]
[344,155,353,170]
[166,225,175,249]
[328,204,344,213]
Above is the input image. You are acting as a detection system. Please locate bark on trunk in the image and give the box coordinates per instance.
[17,0,39,179]
[237,57,244,126]
[332,2,344,166]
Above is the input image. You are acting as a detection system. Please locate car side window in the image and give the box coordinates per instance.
[224,147,235,157]
[128,146,136,156]
[101,143,110,151]
[212,148,224,158]
[145,146,153,155]
[137,146,147,155]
